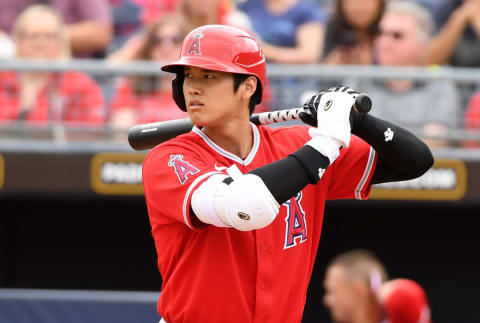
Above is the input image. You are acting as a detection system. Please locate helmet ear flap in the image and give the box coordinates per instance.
[172,74,187,111]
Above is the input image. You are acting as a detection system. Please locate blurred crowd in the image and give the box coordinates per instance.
[0,0,480,147]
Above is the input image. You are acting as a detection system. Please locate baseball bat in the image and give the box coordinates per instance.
[128,93,372,151]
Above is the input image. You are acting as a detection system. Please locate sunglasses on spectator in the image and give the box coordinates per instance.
[377,30,405,40]
[153,35,183,46]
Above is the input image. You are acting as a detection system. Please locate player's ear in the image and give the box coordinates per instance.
[241,76,257,101]
[352,280,371,300]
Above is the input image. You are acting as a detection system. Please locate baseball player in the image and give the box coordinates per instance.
[323,249,432,323]
[142,24,434,323]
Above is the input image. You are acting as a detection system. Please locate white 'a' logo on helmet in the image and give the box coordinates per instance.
[187,31,203,55]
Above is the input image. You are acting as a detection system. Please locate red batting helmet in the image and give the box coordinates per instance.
[161,24,266,112]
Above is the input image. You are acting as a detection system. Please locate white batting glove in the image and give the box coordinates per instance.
[303,86,357,163]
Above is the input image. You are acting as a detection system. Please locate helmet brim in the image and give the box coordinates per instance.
[161,56,253,77]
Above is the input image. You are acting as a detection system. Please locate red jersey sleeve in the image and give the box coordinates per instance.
[326,135,378,200]
[142,139,221,230]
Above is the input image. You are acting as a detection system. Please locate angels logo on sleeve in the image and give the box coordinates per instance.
[168,154,200,184]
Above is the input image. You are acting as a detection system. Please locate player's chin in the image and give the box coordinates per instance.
[187,111,208,127]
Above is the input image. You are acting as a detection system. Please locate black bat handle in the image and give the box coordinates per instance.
[354,93,372,113]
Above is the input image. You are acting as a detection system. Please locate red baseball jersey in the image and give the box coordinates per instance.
[142,123,378,323]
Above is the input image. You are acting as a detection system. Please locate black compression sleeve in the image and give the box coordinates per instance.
[351,111,434,184]
[249,145,330,204]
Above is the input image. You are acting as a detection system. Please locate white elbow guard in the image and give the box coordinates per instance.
[191,165,280,231]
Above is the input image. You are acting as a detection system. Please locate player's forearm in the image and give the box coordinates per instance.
[351,112,434,184]
[190,147,330,230]
[250,145,330,204]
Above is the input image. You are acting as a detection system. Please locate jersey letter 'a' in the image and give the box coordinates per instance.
[283,192,307,249]
[187,32,203,55]
[168,154,200,184]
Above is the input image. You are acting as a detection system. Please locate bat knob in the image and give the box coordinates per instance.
[354,93,372,113]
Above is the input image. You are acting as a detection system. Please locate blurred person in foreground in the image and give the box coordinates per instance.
[322,0,386,65]
[349,0,460,147]
[324,249,432,323]
[0,0,112,58]
[0,5,105,126]
[237,0,326,64]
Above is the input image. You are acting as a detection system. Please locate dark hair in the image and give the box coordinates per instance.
[325,0,385,54]
[233,73,262,115]
[131,14,189,94]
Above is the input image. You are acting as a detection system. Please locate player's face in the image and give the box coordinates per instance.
[323,266,359,322]
[183,66,247,127]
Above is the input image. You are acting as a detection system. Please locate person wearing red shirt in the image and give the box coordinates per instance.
[465,92,480,130]
[0,71,105,125]
[142,24,433,323]
[0,5,105,126]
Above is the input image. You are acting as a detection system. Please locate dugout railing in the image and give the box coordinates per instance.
[0,59,479,150]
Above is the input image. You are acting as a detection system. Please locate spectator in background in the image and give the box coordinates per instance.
[237,0,325,64]
[418,0,480,67]
[349,0,460,147]
[322,0,385,65]
[109,0,145,54]
[179,0,252,32]
[0,5,106,125]
[108,0,180,55]
[0,0,112,58]
[132,0,179,25]
[109,14,189,130]
[323,249,432,323]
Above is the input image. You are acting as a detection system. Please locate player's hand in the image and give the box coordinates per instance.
[302,86,358,148]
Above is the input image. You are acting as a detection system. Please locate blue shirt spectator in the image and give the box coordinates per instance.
[238,0,325,63]
[109,0,143,52]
